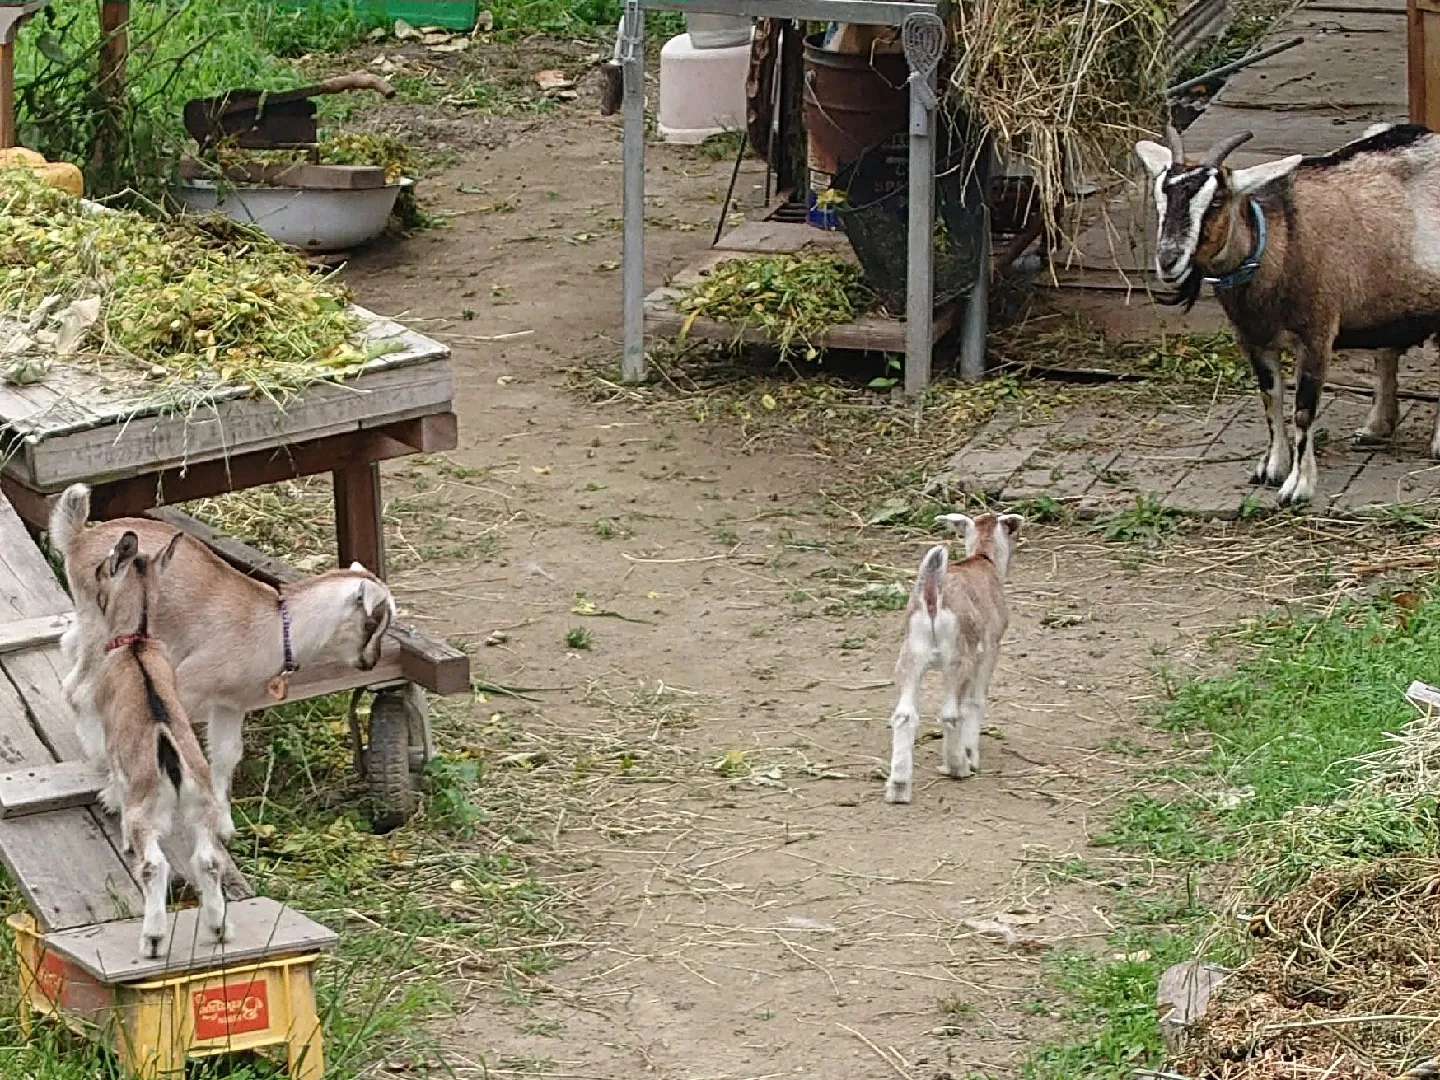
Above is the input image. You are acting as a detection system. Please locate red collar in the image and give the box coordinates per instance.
[106,632,145,653]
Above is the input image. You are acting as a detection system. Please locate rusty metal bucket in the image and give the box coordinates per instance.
[801,34,909,190]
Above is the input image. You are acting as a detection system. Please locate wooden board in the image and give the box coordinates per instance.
[0,760,105,819]
[713,219,849,254]
[40,896,338,983]
[0,307,453,492]
[0,613,73,656]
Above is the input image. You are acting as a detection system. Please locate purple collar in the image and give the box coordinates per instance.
[278,594,297,676]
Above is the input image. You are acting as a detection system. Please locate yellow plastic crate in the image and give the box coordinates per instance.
[9,897,336,1079]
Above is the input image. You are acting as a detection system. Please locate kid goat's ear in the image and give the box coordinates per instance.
[108,531,140,575]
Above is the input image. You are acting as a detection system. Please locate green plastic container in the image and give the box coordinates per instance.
[274,0,479,32]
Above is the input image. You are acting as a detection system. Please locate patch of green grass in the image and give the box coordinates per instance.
[1095,496,1181,548]
[565,627,593,649]
[1021,927,1202,1080]
[1021,585,1440,1078]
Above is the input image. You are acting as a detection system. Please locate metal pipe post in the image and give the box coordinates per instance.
[903,69,937,398]
[959,204,989,382]
[620,0,647,382]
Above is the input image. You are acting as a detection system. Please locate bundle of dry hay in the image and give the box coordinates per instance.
[945,0,1171,238]
[1174,859,1440,1079]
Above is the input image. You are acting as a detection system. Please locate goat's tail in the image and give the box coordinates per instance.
[914,545,948,621]
[156,728,184,791]
[48,484,91,554]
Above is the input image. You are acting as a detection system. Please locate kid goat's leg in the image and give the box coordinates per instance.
[125,814,170,959]
[885,634,926,805]
[959,650,999,777]
[938,660,967,779]
[188,799,230,942]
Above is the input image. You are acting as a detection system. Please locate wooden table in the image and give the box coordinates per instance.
[0,304,470,697]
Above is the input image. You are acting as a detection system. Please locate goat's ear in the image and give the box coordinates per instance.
[155,531,184,573]
[355,580,391,619]
[999,514,1024,538]
[108,531,139,575]
[1229,154,1301,196]
[1135,140,1172,178]
[936,513,974,540]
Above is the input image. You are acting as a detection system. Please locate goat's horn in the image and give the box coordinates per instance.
[1165,124,1185,163]
[1202,131,1254,168]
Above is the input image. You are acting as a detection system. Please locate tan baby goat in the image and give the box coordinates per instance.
[885,512,1022,805]
[88,529,230,958]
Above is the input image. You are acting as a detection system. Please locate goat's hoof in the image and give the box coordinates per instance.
[141,933,165,960]
[1353,428,1394,448]
[884,780,912,804]
[1429,441,1440,462]
[939,763,972,779]
[206,919,230,943]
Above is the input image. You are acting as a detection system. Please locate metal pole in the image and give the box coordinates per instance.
[903,68,936,398]
[959,204,989,381]
[621,0,647,383]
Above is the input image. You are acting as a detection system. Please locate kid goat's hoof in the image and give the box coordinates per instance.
[884,780,912,804]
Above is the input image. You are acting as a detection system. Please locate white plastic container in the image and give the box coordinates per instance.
[684,12,752,49]
[174,179,409,252]
[657,32,753,144]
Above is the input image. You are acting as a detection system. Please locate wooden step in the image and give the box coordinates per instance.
[37,895,338,983]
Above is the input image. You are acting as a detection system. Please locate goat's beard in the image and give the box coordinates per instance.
[1154,266,1203,313]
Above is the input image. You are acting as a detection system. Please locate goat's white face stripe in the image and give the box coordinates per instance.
[1157,170,1217,281]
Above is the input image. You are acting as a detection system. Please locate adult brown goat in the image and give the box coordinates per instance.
[1135,122,1440,505]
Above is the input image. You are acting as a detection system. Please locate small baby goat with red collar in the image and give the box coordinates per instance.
[89,529,230,958]
[885,512,1022,804]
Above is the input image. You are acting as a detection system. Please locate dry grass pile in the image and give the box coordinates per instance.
[946,0,1171,238]
[1173,859,1440,1080]
[0,169,366,407]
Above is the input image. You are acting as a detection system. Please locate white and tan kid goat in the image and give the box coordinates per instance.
[89,529,230,958]
[51,483,396,841]
[885,512,1022,805]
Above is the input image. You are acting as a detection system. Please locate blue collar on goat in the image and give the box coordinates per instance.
[1206,198,1266,290]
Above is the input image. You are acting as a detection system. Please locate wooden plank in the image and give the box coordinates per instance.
[22,361,455,491]
[0,612,72,656]
[334,463,386,577]
[0,759,104,818]
[1084,407,1227,509]
[645,287,958,352]
[145,508,470,696]
[0,810,145,930]
[75,414,457,519]
[41,896,337,983]
[713,219,849,254]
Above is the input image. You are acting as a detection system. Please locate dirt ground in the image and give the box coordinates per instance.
[331,53,1266,1080]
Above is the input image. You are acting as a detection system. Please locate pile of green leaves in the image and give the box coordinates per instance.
[676,254,875,359]
[0,170,364,403]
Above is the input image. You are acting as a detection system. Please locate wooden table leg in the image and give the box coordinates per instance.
[333,462,386,579]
